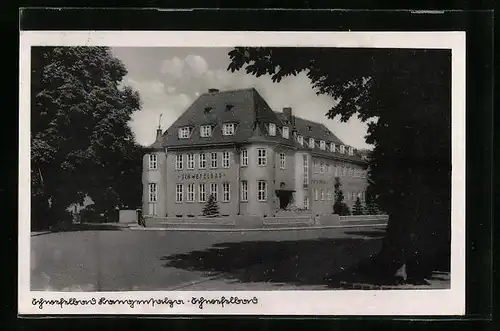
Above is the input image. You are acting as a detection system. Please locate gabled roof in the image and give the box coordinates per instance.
[162,88,282,148]
[274,112,344,145]
[149,87,366,164]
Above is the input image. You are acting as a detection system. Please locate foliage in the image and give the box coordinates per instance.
[31,46,142,230]
[333,177,350,216]
[353,197,364,215]
[228,47,451,279]
[202,194,220,217]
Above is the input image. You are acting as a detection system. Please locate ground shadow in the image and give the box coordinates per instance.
[161,237,385,288]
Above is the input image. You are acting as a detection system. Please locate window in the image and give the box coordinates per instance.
[210,152,218,168]
[257,180,267,201]
[327,164,331,174]
[297,135,304,146]
[210,183,218,201]
[314,188,319,201]
[257,148,267,166]
[303,155,309,187]
[330,143,336,152]
[200,125,212,138]
[334,165,338,177]
[340,145,345,154]
[222,183,230,202]
[282,126,289,139]
[240,181,248,202]
[187,154,195,169]
[309,138,315,148]
[222,151,231,168]
[148,183,157,202]
[240,149,248,167]
[199,153,207,169]
[349,147,354,156]
[198,183,206,202]
[304,197,310,209]
[320,140,326,150]
[313,160,318,174]
[327,190,332,201]
[175,184,184,203]
[187,183,195,202]
[222,123,236,136]
[148,154,158,170]
[279,153,286,169]
[320,161,325,174]
[320,189,324,201]
[178,127,191,139]
[268,123,276,136]
[175,154,183,170]
[349,167,354,177]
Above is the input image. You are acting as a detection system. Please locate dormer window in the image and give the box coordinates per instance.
[282,126,289,139]
[225,104,234,111]
[309,138,315,148]
[204,107,213,114]
[349,147,354,156]
[297,135,304,146]
[222,123,236,136]
[268,123,276,136]
[307,125,312,131]
[320,140,326,150]
[330,143,336,153]
[200,125,212,138]
[178,127,191,139]
[340,145,345,154]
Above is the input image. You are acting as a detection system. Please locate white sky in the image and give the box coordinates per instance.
[111,47,373,149]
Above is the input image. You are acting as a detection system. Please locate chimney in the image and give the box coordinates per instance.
[208,88,219,93]
[283,107,292,122]
[156,128,163,141]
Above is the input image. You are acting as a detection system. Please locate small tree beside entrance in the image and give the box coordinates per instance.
[353,197,364,215]
[202,194,220,217]
[333,177,350,216]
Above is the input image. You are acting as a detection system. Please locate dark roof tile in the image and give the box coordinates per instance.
[149,87,365,164]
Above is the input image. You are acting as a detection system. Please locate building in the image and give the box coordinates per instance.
[142,88,368,217]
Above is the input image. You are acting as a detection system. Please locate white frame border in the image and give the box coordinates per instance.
[19,30,466,315]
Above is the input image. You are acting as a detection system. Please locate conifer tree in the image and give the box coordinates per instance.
[202,194,220,217]
[333,177,350,216]
[353,197,364,215]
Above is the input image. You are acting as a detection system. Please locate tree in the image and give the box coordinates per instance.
[333,177,350,216]
[202,194,220,217]
[31,46,142,230]
[353,197,364,215]
[228,47,451,281]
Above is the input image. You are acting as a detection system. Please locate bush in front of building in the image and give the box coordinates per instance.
[353,197,364,215]
[202,194,220,217]
[333,177,351,216]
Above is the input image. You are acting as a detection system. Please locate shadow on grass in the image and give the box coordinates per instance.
[160,237,385,288]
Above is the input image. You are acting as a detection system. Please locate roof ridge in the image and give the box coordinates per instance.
[200,87,257,96]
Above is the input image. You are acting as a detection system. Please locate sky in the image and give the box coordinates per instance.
[111,47,373,150]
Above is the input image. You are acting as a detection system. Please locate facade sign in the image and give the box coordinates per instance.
[178,172,226,181]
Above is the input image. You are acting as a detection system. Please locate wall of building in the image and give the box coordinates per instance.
[239,143,275,216]
[143,144,368,217]
[142,150,167,217]
[165,146,240,217]
[309,155,368,212]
